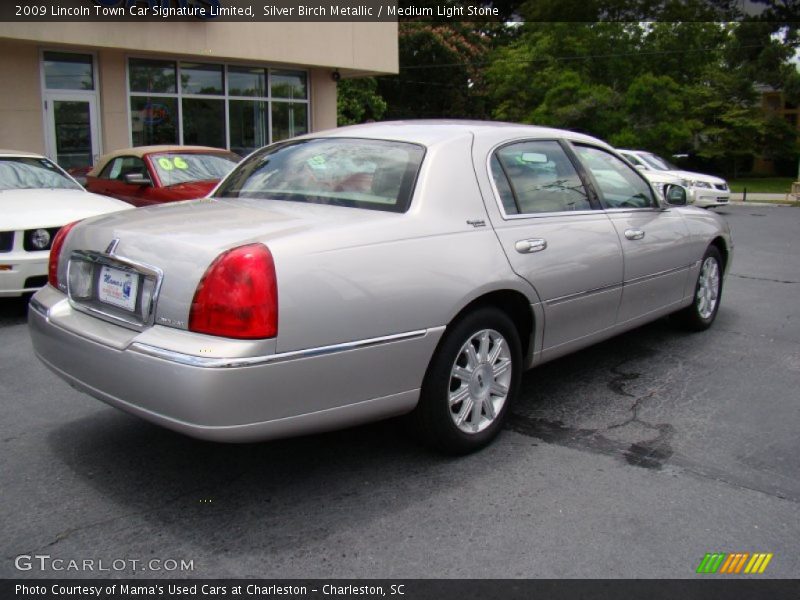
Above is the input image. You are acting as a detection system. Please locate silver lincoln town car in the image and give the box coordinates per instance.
[29,121,732,453]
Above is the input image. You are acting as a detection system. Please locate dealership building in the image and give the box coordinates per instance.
[0,21,398,169]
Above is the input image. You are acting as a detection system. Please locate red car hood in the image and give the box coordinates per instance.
[161,180,219,200]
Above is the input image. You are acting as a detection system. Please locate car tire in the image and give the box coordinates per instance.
[412,307,522,454]
[672,245,723,331]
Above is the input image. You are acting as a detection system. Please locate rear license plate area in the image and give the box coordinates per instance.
[98,265,139,311]
[67,251,160,330]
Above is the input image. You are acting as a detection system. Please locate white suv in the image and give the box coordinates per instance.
[618,149,730,208]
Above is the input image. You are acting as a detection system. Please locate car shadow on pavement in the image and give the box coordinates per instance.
[41,316,696,559]
[45,408,509,556]
[0,296,30,326]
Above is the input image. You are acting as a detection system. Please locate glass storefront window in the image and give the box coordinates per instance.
[271,102,308,142]
[229,100,267,156]
[127,59,308,150]
[43,52,94,91]
[129,58,176,94]
[52,100,92,170]
[181,63,224,95]
[130,97,178,146]
[228,67,267,97]
[270,70,307,99]
[182,98,226,148]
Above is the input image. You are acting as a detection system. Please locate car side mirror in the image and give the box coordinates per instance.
[124,173,152,186]
[664,184,687,206]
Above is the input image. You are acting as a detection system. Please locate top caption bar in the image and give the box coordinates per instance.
[1,0,798,22]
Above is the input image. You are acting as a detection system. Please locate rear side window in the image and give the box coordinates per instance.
[491,140,591,214]
[215,138,425,213]
[100,156,148,182]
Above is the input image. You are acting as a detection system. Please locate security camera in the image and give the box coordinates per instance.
[332,71,341,82]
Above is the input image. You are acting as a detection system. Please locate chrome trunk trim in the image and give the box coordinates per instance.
[129,328,434,369]
[67,250,164,332]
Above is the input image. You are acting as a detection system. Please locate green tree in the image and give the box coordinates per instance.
[529,70,624,138]
[337,78,388,126]
[377,21,498,119]
[609,73,696,154]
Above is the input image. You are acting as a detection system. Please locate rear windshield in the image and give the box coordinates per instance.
[214,138,425,213]
[150,152,240,187]
[0,157,82,191]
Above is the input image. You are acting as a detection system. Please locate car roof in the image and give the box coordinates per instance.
[0,149,47,159]
[97,145,231,161]
[310,120,611,148]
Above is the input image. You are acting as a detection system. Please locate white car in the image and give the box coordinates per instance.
[0,150,132,297]
[633,169,684,203]
[618,149,730,208]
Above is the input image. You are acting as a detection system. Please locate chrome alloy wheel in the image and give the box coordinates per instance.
[448,329,512,434]
[696,256,720,319]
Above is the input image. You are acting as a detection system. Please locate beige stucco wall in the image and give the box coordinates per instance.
[0,22,398,76]
[309,69,338,133]
[0,40,45,154]
[97,49,129,154]
[0,22,396,158]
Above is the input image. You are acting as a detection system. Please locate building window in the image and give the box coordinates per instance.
[271,102,308,142]
[43,51,95,91]
[129,58,176,94]
[130,96,178,146]
[128,58,309,154]
[182,98,226,147]
[41,51,100,170]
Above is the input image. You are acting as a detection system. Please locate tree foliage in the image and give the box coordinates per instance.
[376,21,499,119]
[336,10,800,175]
[337,78,388,126]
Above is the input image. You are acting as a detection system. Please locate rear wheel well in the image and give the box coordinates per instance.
[449,290,534,359]
[710,237,729,271]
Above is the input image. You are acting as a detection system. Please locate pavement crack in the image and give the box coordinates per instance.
[731,273,799,284]
[506,414,798,504]
[7,472,247,560]
[607,363,639,398]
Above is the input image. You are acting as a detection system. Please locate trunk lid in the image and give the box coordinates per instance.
[62,197,396,331]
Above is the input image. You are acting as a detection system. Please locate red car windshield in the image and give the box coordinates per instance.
[150,152,239,187]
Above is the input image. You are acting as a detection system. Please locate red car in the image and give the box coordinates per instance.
[85,145,240,207]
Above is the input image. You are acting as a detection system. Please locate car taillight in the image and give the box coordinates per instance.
[188,243,278,339]
[48,221,79,290]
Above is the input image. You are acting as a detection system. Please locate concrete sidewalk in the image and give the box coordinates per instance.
[730,192,797,204]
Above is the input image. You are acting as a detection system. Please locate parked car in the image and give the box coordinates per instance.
[85,145,240,207]
[637,170,685,201]
[0,150,132,298]
[66,165,92,186]
[617,149,731,208]
[29,122,732,453]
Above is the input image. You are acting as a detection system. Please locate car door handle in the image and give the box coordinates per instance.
[624,229,645,241]
[515,238,547,254]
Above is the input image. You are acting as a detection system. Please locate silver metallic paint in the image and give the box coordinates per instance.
[30,121,732,442]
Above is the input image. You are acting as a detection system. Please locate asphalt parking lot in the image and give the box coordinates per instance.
[1,204,798,579]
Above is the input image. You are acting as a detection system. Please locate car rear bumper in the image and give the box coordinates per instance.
[29,287,443,442]
[0,251,48,297]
